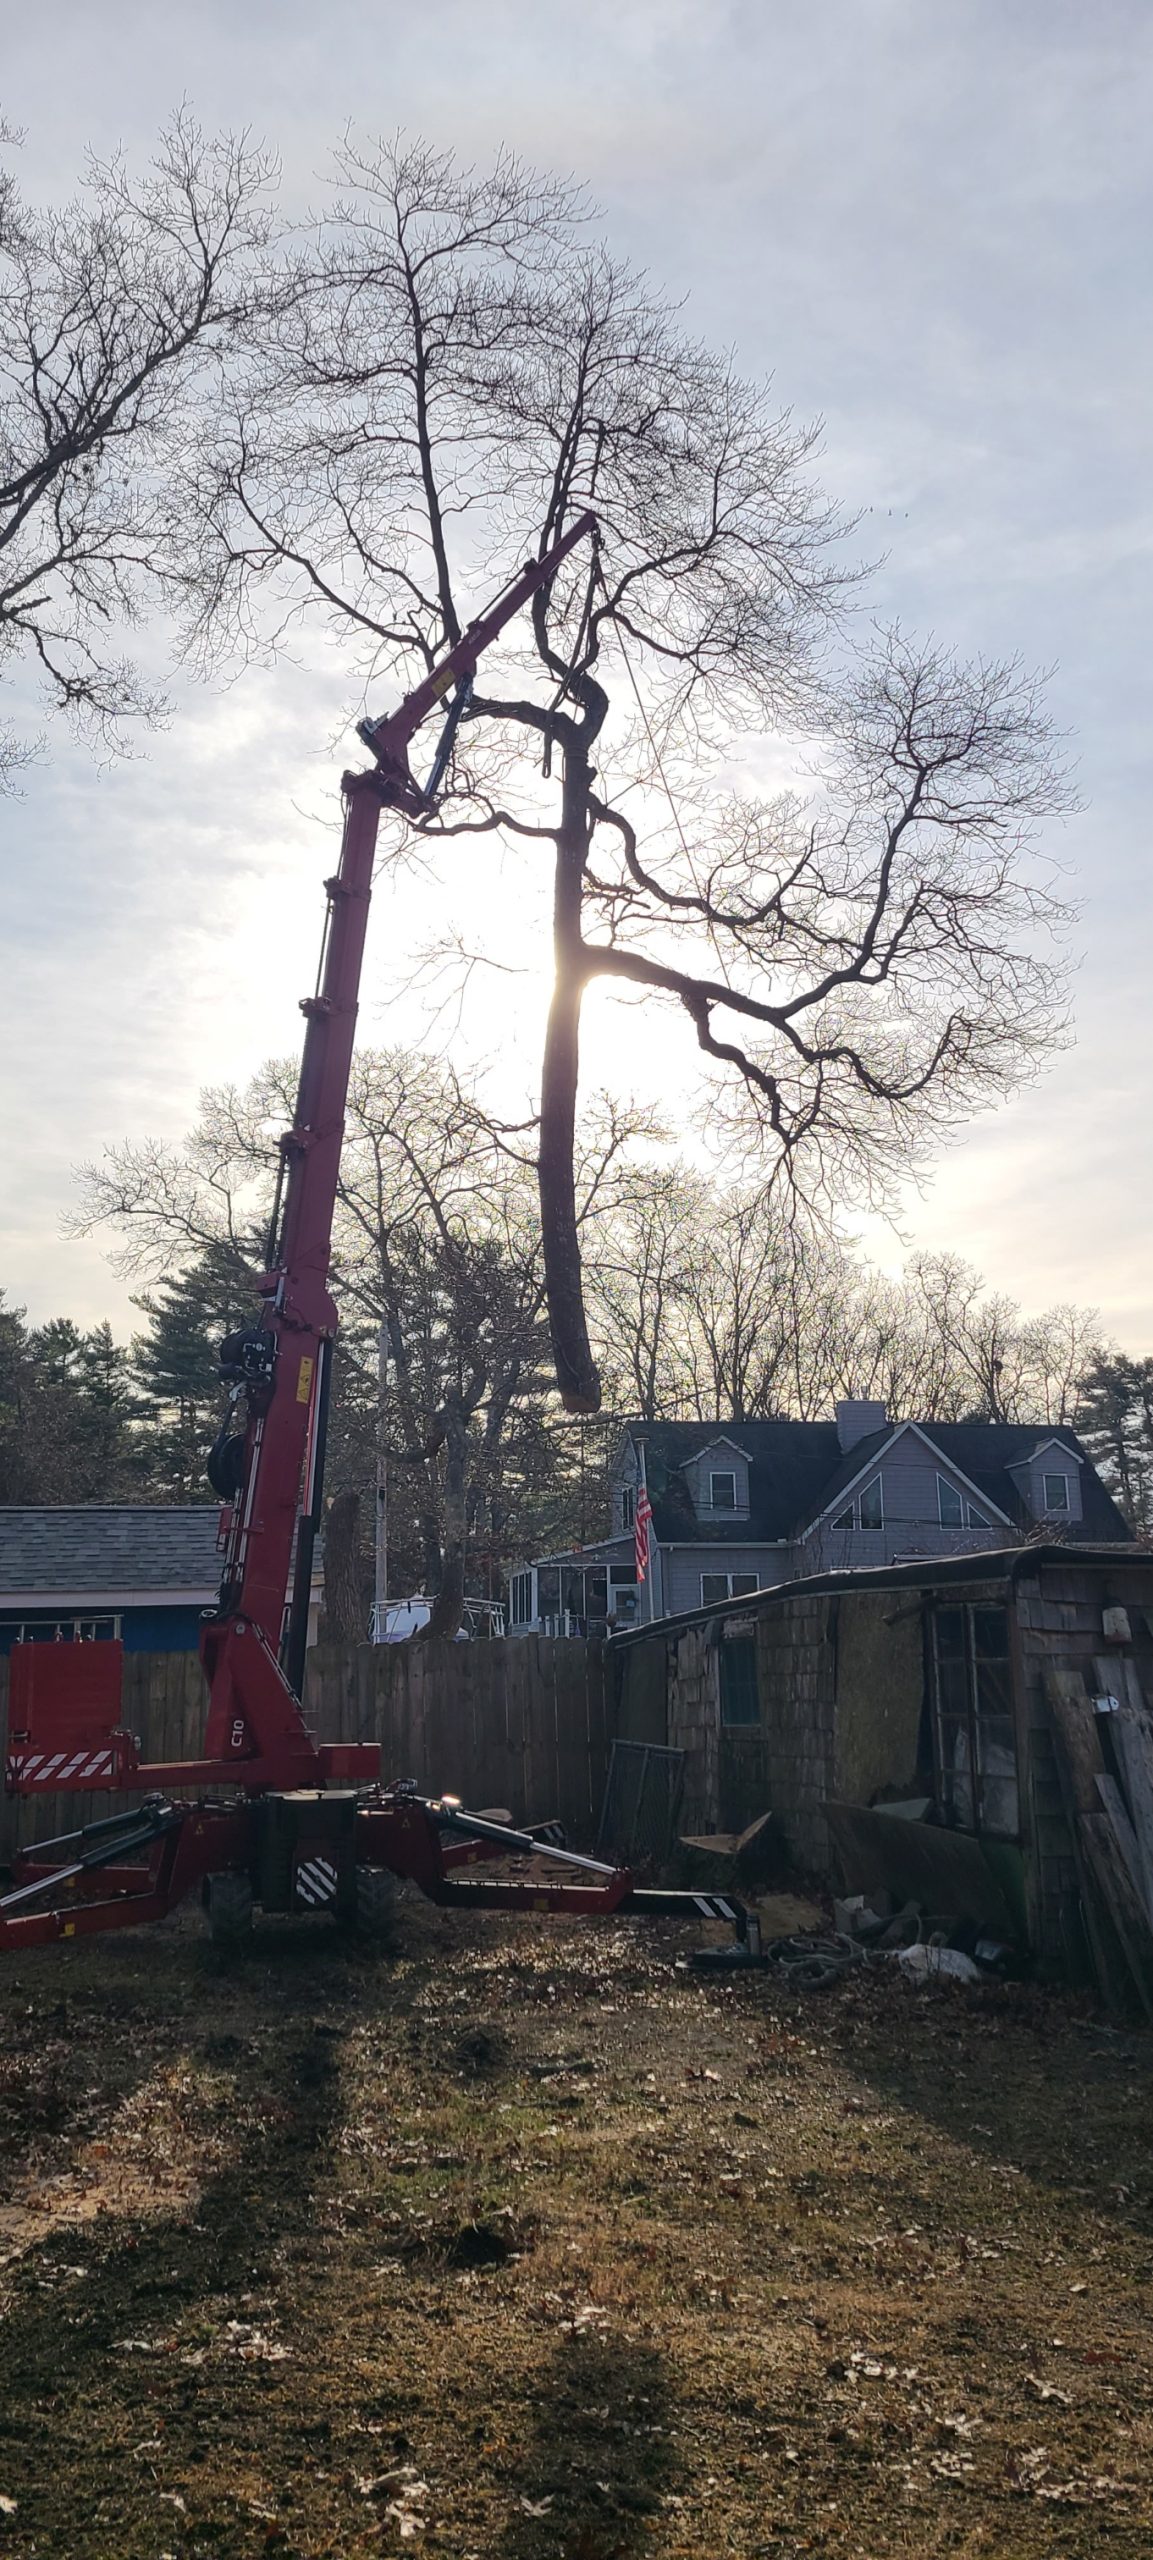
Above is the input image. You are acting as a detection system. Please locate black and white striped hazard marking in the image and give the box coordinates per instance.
[6,1749,117,1787]
[692,1893,738,1920]
[295,1856,338,1908]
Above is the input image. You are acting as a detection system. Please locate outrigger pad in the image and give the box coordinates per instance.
[5,1640,127,1791]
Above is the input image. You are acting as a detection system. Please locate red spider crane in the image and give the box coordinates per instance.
[0,515,757,1963]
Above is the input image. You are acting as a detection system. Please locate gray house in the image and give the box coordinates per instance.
[507,1402,1130,1635]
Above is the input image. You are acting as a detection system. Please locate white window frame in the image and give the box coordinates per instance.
[709,1468,738,1512]
[937,1474,992,1532]
[3,1615,122,1645]
[831,1476,884,1532]
[699,1569,760,1606]
[1043,1471,1070,1513]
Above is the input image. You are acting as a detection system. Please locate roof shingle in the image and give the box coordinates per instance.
[0,1508,224,1596]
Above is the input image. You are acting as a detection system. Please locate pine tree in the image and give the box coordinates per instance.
[130,1248,257,1499]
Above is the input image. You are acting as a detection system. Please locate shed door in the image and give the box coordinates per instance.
[931,1604,1019,1838]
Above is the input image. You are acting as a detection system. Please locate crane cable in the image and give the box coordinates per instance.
[612,613,694,866]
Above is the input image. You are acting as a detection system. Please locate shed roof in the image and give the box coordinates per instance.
[0,1508,224,1597]
[607,1540,1150,1648]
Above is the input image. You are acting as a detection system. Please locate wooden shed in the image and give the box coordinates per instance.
[611,1544,1153,1981]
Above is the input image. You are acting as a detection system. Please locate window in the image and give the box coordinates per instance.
[931,1604,1019,1837]
[831,1479,884,1532]
[720,1635,760,1725]
[701,1570,760,1606]
[3,1616,120,1645]
[709,1469,737,1512]
[510,1572,532,1626]
[609,1562,638,1623]
[1043,1472,1070,1513]
[937,1475,991,1531]
[620,1485,636,1530]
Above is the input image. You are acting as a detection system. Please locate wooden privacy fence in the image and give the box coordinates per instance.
[0,1637,615,1863]
[303,1638,614,1833]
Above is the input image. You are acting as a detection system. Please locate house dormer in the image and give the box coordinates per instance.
[680,1436,752,1524]
[1007,1438,1084,1526]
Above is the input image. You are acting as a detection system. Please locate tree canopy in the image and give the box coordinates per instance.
[180,134,1071,1411]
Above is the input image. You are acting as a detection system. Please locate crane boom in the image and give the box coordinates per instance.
[195,511,598,1786]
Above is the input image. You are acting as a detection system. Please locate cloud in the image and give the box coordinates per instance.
[1,0,1151,1342]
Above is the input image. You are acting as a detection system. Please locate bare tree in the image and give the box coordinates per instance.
[0,111,275,779]
[73,1044,653,1634]
[180,136,1072,1416]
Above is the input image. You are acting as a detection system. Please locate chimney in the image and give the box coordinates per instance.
[835,1398,887,1453]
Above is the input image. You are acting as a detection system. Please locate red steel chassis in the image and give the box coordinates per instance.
[0,512,754,1960]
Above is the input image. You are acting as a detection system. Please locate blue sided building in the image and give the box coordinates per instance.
[0,1508,229,1655]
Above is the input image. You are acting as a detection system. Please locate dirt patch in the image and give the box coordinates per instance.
[0,1905,1151,2554]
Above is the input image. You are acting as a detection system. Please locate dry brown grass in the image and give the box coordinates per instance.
[0,1897,1151,2556]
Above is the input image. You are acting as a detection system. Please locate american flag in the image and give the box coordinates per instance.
[634,1478,653,1583]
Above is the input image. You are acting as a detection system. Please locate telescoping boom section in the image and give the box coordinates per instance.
[0,510,757,1961]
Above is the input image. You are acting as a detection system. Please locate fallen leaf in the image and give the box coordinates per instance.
[1026,2374,1072,2407]
[519,2494,553,2515]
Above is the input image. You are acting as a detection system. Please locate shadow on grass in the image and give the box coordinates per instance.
[0,1921,397,2555]
[496,2330,680,2560]
[777,1968,1153,2233]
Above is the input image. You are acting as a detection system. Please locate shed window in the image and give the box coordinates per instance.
[1043,1472,1070,1513]
[931,1604,1019,1837]
[720,1636,760,1726]
[709,1469,737,1512]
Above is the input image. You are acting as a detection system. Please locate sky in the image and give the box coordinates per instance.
[2,0,1151,1344]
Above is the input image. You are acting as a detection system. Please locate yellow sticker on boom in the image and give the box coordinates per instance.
[297,1356,315,1405]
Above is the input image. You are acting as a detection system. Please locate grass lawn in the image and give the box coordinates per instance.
[0,1896,1151,2557]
